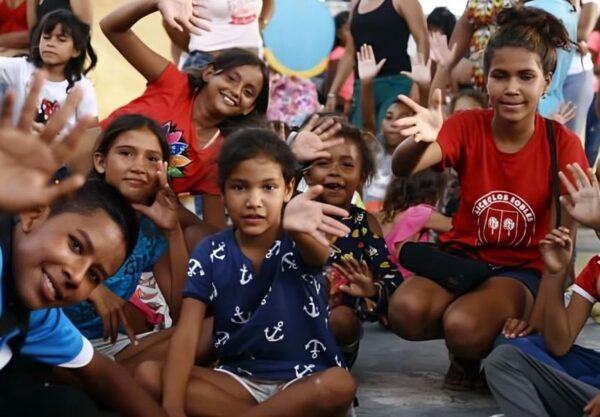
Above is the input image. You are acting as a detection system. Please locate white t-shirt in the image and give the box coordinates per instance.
[188,0,263,52]
[0,57,97,129]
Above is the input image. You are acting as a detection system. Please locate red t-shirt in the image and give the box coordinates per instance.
[437,109,588,273]
[573,255,600,303]
[101,64,221,196]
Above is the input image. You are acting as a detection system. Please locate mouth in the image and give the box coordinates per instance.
[499,101,525,108]
[323,182,345,191]
[41,269,63,302]
[221,92,239,107]
[123,178,148,187]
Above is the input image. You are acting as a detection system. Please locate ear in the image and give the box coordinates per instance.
[19,207,50,234]
[201,64,217,83]
[93,152,106,174]
[71,47,81,59]
[283,178,296,203]
[544,72,553,90]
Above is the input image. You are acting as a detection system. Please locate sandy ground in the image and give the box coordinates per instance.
[91,1,171,118]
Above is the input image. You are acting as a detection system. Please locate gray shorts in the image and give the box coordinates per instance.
[215,368,302,403]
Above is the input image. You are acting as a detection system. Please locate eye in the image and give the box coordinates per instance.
[42,34,51,40]
[520,73,535,81]
[119,150,133,157]
[68,235,83,254]
[490,73,505,80]
[58,36,67,42]
[226,73,235,81]
[88,269,101,285]
[264,184,277,191]
[243,89,255,98]
[148,155,161,162]
[230,183,244,191]
[342,162,355,168]
[314,159,330,167]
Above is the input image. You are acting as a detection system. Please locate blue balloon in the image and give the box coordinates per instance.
[263,0,335,78]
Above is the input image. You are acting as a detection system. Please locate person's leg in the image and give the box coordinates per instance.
[135,361,256,416]
[329,305,362,368]
[442,276,533,359]
[495,334,566,372]
[564,70,595,137]
[241,368,356,417]
[387,276,458,340]
[116,318,216,371]
[586,95,600,165]
[485,345,599,417]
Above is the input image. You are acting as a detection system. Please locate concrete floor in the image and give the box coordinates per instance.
[352,228,600,417]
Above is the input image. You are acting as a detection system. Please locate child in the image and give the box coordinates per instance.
[135,128,356,417]
[62,114,194,371]
[486,162,600,416]
[0,78,166,417]
[378,171,452,278]
[389,6,588,390]
[303,124,403,366]
[0,9,97,130]
[356,43,415,212]
[325,11,354,114]
[100,0,270,229]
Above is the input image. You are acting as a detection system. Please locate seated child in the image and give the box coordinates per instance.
[0,76,166,417]
[134,128,357,417]
[486,163,600,416]
[378,171,452,278]
[303,124,403,366]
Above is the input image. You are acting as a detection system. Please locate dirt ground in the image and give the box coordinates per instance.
[91,1,171,118]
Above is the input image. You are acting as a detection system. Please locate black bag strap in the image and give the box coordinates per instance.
[0,216,29,353]
[545,118,561,228]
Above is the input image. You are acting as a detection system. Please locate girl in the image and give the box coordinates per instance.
[0,9,97,130]
[325,11,354,114]
[389,6,588,391]
[134,128,356,417]
[303,124,403,366]
[356,43,415,212]
[100,0,270,230]
[63,114,195,371]
[378,171,452,279]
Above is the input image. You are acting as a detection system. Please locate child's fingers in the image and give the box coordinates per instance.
[302,114,319,132]
[568,163,590,190]
[310,230,331,247]
[395,95,422,113]
[18,71,44,131]
[590,167,600,190]
[40,175,85,205]
[391,115,417,128]
[51,116,92,164]
[119,309,138,347]
[318,201,350,219]
[400,126,423,138]
[42,87,84,143]
[321,136,345,150]
[318,216,350,237]
[0,89,15,128]
[558,171,578,196]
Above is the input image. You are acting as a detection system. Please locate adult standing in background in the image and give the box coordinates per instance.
[165,0,274,69]
[0,0,29,56]
[26,0,92,29]
[325,0,429,132]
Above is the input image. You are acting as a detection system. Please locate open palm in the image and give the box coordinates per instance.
[357,44,386,82]
[559,163,600,229]
[392,89,444,142]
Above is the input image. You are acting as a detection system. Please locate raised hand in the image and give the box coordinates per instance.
[0,72,87,213]
[132,162,179,232]
[549,101,577,126]
[401,53,432,88]
[292,115,343,163]
[429,32,457,69]
[357,44,386,82]
[540,227,573,275]
[559,163,600,230]
[502,317,535,339]
[392,88,444,142]
[283,185,350,246]
[88,284,137,345]
[335,257,377,298]
[158,0,211,35]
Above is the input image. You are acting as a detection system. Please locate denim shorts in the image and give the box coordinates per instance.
[493,268,540,297]
[182,50,214,70]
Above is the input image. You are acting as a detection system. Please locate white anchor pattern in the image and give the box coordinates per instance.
[183,229,342,381]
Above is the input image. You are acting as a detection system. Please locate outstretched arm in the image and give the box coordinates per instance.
[357,44,386,135]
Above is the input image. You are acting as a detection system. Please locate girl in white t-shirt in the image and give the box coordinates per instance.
[0,9,98,130]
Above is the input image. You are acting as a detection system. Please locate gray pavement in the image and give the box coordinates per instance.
[353,228,600,417]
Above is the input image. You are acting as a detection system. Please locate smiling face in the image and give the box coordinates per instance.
[305,140,363,208]
[94,128,164,204]
[13,209,126,310]
[38,23,80,66]
[223,156,294,239]
[201,64,264,118]
[486,46,549,125]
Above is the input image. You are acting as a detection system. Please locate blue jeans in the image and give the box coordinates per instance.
[495,334,600,389]
[586,95,600,165]
[563,70,595,136]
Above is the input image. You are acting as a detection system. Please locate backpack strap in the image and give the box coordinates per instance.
[545,119,561,228]
[0,215,29,354]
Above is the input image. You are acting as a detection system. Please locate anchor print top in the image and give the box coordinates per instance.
[183,229,343,381]
[329,205,403,316]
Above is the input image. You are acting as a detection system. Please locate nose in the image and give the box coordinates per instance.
[246,189,263,208]
[506,76,520,94]
[63,257,92,289]
[131,154,148,173]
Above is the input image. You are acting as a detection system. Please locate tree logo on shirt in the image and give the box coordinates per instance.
[162,121,191,178]
[472,191,536,246]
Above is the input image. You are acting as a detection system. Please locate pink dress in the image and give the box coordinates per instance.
[384,204,434,279]
[329,46,354,101]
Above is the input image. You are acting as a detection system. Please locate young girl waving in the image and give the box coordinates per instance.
[0,9,97,130]
[100,0,270,229]
[135,129,356,417]
[389,6,588,390]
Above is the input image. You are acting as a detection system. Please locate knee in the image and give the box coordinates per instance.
[387,290,434,340]
[133,360,162,398]
[314,368,357,412]
[329,306,360,346]
[485,345,526,375]
[443,311,493,358]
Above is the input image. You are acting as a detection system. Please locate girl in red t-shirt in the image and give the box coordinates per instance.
[389,6,588,390]
[100,0,270,231]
